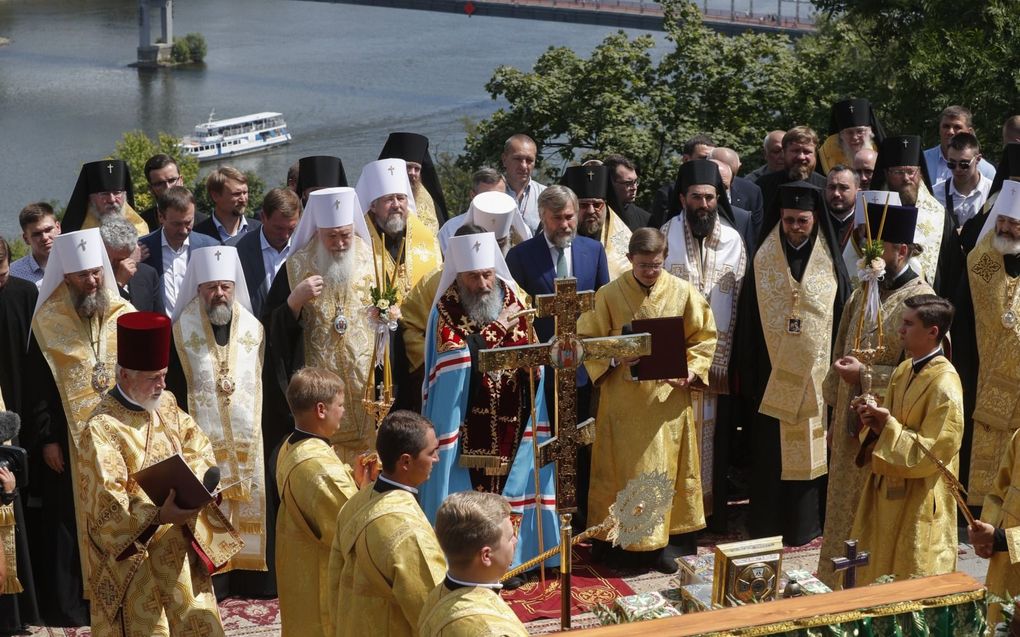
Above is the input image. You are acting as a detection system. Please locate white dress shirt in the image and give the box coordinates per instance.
[161,230,190,315]
[259,229,290,291]
[507,179,547,235]
[934,174,992,226]
[544,233,572,278]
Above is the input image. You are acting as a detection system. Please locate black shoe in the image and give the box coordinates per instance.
[653,547,680,574]
[502,575,525,591]
[668,532,697,556]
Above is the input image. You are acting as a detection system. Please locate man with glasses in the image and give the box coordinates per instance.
[604,154,651,230]
[878,135,959,294]
[923,105,996,188]
[818,98,885,175]
[934,132,992,227]
[140,154,183,231]
[61,160,148,237]
[561,164,632,279]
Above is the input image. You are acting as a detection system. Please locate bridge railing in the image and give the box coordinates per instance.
[472,0,816,27]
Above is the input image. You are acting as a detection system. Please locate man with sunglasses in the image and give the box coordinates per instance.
[934,133,992,227]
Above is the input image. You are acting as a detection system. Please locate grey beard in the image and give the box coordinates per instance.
[94,201,125,219]
[457,282,503,326]
[838,130,873,161]
[316,241,354,287]
[687,207,717,239]
[578,216,604,240]
[74,287,109,319]
[547,229,576,250]
[138,393,161,412]
[382,214,406,237]
[993,233,1020,256]
[205,302,232,326]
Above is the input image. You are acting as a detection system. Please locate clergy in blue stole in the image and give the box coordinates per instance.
[420,230,559,570]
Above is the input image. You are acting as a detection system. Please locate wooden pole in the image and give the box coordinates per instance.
[560,512,572,631]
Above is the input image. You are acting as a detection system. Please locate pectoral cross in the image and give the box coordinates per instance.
[214,250,222,261]
[831,540,870,589]
[387,165,396,176]
[586,169,595,181]
[106,163,114,174]
[77,239,87,252]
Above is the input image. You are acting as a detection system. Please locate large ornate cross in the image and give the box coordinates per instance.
[478,277,650,512]
[831,539,870,589]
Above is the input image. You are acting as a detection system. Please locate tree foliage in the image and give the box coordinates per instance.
[112,130,200,212]
[459,0,1020,207]
[171,32,207,64]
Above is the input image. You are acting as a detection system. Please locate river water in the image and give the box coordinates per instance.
[0,0,675,236]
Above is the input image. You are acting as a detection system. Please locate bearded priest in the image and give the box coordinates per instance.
[78,311,242,636]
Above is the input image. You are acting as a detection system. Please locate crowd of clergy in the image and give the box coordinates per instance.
[2,103,1020,635]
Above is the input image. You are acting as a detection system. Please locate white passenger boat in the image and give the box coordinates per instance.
[179,111,291,161]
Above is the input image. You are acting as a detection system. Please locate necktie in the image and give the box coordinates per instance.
[556,247,568,278]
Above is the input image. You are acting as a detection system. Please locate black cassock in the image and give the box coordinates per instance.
[0,277,41,632]
[732,195,850,547]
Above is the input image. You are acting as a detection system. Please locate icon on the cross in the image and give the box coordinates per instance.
[472,241,481,252]
[214,250,222,261]
[77,239,88,252]
[106,163,114,174]
[586,170,595,181]
[387,165,396,176]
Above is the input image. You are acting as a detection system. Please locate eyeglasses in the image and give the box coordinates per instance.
[889,168,918,178]
[946,160,973,170]
[614,178,639,188]
[632,262,664,271]
[149,175,182,188]
[579,200,605,212]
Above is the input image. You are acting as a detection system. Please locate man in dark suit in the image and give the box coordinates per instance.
[753,126,828,242]
[139,186,219,315]
[505,184,609,530]
[192,166,261,243]
[229,187,301,319]
[710,158,760,255]
[99,215,164,314]
[139,153,209,233]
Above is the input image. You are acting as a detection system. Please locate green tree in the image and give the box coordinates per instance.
[171,32,207,64]
[112,130,200,212]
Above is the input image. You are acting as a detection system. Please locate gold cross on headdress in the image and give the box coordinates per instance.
[77,239,88,252]
[214,250,222,261]
[387,165,396,176]
[106,163,114,174]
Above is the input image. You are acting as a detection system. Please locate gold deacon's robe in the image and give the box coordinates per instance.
[78,390,243,637]
[966,233,1020,505]
[285,238,375,462]
[173,298,267,572]
[755,228,837,481]
[850,356,963,585]
[365,212,442,302]
[600,208,634,280]
[817,271,933,588]
[412,182,441,235]
[579,271,716,550]
[327,484,446,637]
[81,202,150,240]
[400,268,443,375]
[980,428,1020,628]
[32,284,134,584]
[276,434,360,637]
[418,582,528,637]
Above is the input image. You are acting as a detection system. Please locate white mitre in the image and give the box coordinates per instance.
[431,232,516,310]
[355,158,417,214]
[290,186,371,251]
[853,190,902,226]
[171,245,252,323]
[466,191,530,241]
[34,228,118,320]
[978,180,1020,242]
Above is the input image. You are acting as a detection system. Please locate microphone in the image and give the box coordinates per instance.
[202,466,221,494]
[0,411,20,443]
